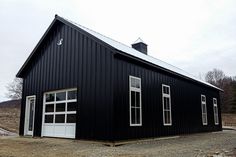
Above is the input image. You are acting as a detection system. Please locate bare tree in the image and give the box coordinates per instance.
[5,78,23,100]
[198,72,204,80]
[205,69,225,88]
[221,77,234,112]
[233,76,236,81]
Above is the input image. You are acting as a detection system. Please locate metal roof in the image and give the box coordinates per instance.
[60,16,222,91]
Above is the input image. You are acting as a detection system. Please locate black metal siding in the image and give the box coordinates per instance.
[113,54,222,141]
[19,21,114,141]
[19,18,222,142]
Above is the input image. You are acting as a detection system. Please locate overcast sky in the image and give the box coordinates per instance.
[0,0,235,102]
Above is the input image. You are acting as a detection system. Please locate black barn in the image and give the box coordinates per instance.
[17,15,222,141]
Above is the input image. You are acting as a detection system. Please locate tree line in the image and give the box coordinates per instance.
[5,69,236,113]
[205,69,236,113]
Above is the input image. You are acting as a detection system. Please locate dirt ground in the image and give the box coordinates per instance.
[0,130,235,157]
[0,106,235,157]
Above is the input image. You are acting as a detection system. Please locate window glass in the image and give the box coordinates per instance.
[131,108,136,124]
[163,86,169,94]
[46,93,55,102]
[164,111,169,124]
[202,96,206,102]
[201,95,207,125]
[56,92,66,101]
[213,99,217,104]
[45,104,54,112]
[55,114,65,123]
[215,107,218,115]
[56,103,65,112]
[136,108,140,124]
[202,116,205,124]
[131,77,140,88]
[67,114,76,123]
[164,87,167,94]
[67,102,77,111]
[165,97,170,110]
[68,90,77,100]
[202,104,206,113]
[131,91,135,107]
[45,115,53,123]
[135,92,140,107]
[131,78,136,88]
[168,111,171,124]
[213,99,219,125]
[135,79,140,88]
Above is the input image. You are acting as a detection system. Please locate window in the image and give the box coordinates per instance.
[162,84,172,126]
[68,90,77,100]
[43,89,77,124]
[46,93,54,102]
[213,98,219,125]
[129,76,142,126]
[201,95,207,125]
[45,104,54,112]
[45,115,53,123]
[56,92,66,101]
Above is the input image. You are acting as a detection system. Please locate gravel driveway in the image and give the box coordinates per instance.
[0,130,235,157]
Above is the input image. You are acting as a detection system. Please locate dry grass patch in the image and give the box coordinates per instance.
[222,113,236,126]
[0,107,20,133]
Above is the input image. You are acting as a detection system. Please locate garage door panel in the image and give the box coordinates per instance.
[43,125,54,137]
[65,124,76,138]
[54,125,66,137]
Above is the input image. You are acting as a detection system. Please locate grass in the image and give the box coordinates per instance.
[222,113,236,126]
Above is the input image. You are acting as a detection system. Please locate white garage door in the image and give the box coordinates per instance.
[42,89,77,138]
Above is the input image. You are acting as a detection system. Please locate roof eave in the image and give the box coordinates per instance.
[114,49,223,92]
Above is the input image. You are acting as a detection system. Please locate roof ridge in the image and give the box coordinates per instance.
[61,17,135,50]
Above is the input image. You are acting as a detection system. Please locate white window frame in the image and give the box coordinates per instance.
[129,76,142,126]
[201,95,208,125]
[41,88,77,134]
[162,84,172,126]
[213,98,219,125]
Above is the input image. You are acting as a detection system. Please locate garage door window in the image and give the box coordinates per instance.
[43,89,77,124]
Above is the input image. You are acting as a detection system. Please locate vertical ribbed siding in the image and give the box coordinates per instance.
[113,55,222,141]
[19,19,221,142]
[19,22,114,141]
